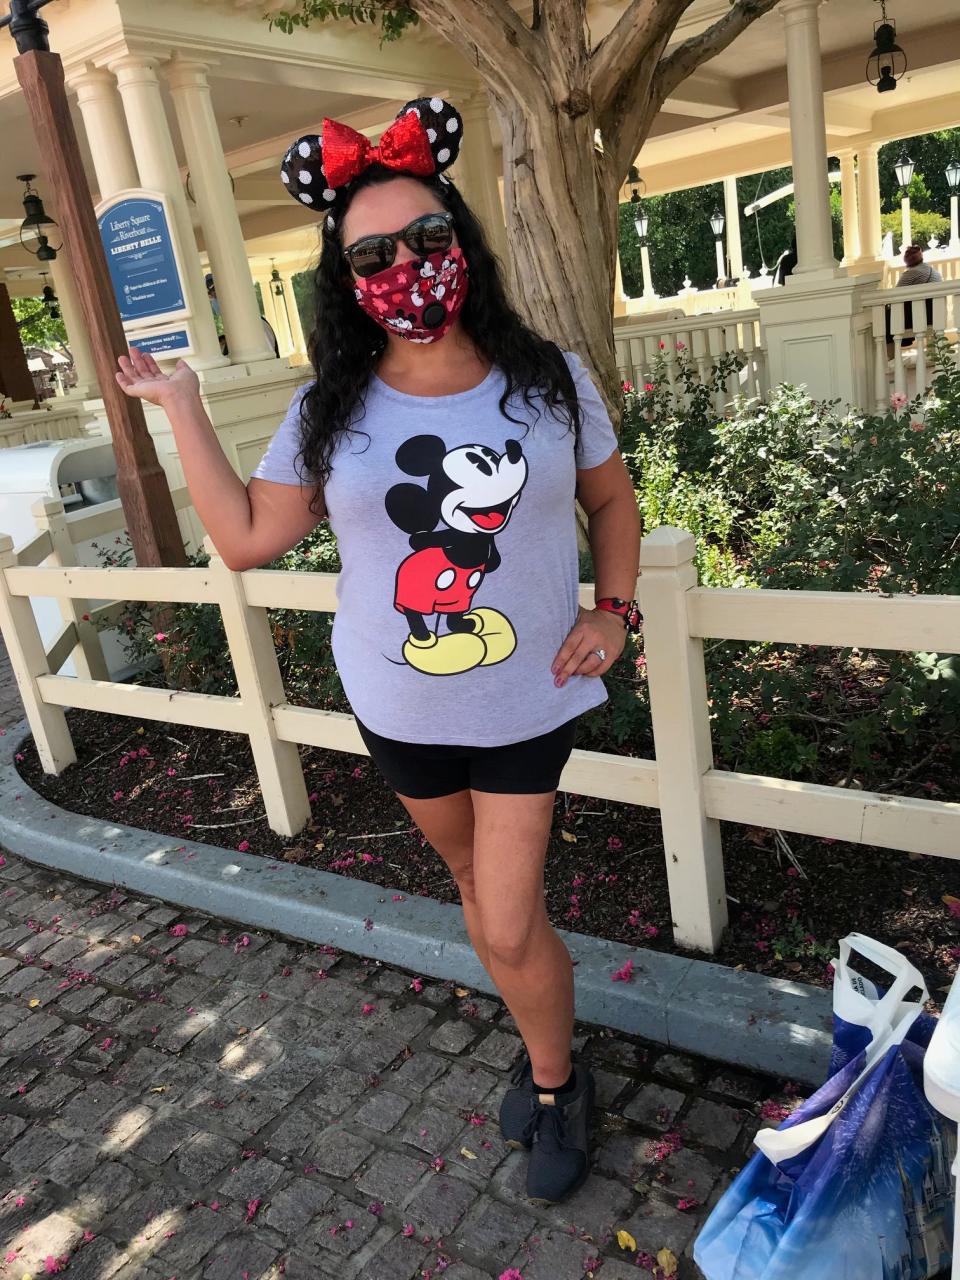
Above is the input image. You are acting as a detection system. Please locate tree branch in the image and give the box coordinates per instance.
[654,0,784,105]
[589,0,691,121]
[412,0,541,89]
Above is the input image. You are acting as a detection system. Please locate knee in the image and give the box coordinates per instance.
[480,913,544,967]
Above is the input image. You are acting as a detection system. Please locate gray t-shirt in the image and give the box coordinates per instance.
[251,349,621,746]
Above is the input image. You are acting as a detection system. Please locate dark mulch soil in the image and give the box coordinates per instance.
[12,706,959,1000]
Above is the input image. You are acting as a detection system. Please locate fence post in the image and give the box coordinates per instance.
[203,539,311,838]
[0,534,76,773]
[639,526,727,951]
[30,497,109,680]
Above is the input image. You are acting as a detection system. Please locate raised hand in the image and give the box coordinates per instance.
[115,345,199,407]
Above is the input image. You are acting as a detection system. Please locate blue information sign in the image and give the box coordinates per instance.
[97,196,186,324]
[127,328,191,357]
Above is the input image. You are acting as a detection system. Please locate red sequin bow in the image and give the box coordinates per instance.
[321,113,436,190]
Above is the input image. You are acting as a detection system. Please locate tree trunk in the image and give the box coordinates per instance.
[492,83,623,428]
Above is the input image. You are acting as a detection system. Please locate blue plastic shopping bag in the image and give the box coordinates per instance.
[694,934,957,1280]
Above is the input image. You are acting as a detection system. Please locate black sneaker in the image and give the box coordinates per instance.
[522,1063,595,1206]
[499,1052,535,1150]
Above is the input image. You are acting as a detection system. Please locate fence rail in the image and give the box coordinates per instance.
[615,308,767,414]
[862,278,960,411]
[0,511,958,951]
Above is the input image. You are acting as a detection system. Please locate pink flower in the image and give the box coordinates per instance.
[607,836,623,850]
[678,1196,700,1210]
[612,958,635,983]
[411,977,424,993]
[112,790,124,802]
[910,420,925,431]
[643,923,659,939]
[403,1224,416,1237]
[644,382,654,392]
[890,391,907,412]
[361,1003,376,1016]
[245,1198,261,1222]
[238,840,250,852]
[761,1099,791,1122]
[169,924,188,937]
[621,379,634,393]
[430,1156,445,1171]
[154,631,168,643]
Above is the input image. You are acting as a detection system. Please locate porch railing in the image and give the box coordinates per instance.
[0,404,92,449]
[862,278,960,412]
[614,308,767,413]
[2,503,957,955]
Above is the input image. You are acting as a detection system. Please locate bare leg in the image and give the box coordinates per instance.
[471,789,573,1089]
[394,789,492,974]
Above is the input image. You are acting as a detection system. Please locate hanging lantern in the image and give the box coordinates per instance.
[270,261,284,297]
[627,166,648,244]
[866,1,906,93]
[710,209,725,238]
[17,174,62,261]
[39,275,60,320]
[894,152,914,191]
[946,159,960,193]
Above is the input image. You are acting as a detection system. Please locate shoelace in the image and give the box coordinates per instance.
[519,1095,569,1150]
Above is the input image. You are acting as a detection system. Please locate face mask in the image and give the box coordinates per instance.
[352,246,468,343]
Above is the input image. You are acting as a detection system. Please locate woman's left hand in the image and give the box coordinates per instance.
[551,606,628,687]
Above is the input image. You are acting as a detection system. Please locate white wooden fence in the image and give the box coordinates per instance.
[1,506,958,953]
[0,404,91,449]
[615,308,768,415]
[862,277,960,411]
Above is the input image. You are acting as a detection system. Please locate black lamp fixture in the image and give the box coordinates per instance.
[269,259,284,297]
[17,174,62,261]
[39,272,60,320]
[710,209,725,239]
[627,165,649,243]
[894,151,914,192]
[946,159,960,194]
[866,0,907,94]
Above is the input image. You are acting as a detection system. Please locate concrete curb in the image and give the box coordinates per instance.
[0,717,833,1084]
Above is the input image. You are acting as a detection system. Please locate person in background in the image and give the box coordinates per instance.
[205,272,280,358]
[886,244,942,362]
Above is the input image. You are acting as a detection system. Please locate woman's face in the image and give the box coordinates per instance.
[340,176,458,280]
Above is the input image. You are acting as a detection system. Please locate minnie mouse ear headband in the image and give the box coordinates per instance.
[280,96,464,231]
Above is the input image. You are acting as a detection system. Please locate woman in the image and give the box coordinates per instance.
[115,95,642,1207]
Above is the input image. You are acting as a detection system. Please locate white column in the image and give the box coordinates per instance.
[48,255,98,398]
[856,143,882,264]
[837,150,860,265]
[640,245,656,298]
[107,54,227,370]
[950,195,960,253]
[714,237,726,283]
[780,0,837,276]
[900,195,912,250]
[449,91,509,269]
[67,66,138,199]
[163,55,275,366]
[723,176,744,278]
[280,271,308,354]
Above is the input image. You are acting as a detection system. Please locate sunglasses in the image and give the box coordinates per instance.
[343,211,455,279]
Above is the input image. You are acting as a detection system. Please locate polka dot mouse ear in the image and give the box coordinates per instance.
[280,133,332,208]
[395,96,464,182]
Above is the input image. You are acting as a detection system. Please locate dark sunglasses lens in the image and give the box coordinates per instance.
[408,214,453,255]
[349,236,396,278]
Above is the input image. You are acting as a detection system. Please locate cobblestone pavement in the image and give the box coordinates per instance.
[0,847,789,1280]
[0,643,787,1278]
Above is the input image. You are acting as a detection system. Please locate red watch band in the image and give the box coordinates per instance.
[596,597,643,633]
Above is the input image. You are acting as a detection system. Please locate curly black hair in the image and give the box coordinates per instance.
[292,165,583,516]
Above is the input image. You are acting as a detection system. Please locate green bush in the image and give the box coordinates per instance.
[879,209,950,247]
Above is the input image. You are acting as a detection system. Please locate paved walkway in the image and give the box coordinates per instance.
[0,640,782,1278]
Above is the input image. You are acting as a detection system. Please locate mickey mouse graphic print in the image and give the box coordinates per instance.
[251,350,620,746]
